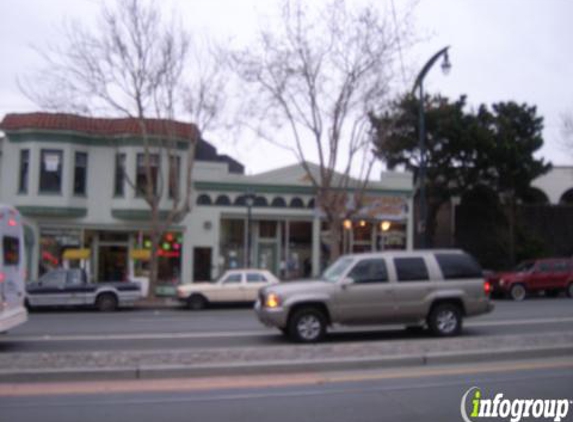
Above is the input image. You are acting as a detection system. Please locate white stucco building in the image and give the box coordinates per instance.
[0,112,414,290]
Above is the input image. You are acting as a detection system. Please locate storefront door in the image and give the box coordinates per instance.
[257,242,278,275]
[193,247,212,282]
[98,246,128,282]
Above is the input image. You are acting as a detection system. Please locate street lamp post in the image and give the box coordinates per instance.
[412,46,451,249]
[245,190,256,268]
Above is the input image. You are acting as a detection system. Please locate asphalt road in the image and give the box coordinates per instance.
[1,358,572,422]
[2,297,573,353]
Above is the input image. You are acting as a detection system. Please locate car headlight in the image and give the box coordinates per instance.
[265,292,282,309]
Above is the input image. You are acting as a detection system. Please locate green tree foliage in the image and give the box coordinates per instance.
[370,94,551,248]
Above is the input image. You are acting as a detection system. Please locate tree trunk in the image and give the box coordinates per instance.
[425,200,443,248]
[329,218,342,263]
[147,230,161,300]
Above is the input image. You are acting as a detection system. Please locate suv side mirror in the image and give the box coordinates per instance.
[340,277,354,288]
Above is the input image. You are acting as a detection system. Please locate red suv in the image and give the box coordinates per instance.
[489,258,573,301]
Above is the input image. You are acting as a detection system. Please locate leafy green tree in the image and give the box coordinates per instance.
[370,94,491,246]
[480,101,551,263]
[371,95,551,254]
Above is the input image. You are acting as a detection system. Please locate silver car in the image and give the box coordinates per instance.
[255,249,494,342]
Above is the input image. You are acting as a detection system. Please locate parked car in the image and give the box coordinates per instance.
[26,268,142,311]
[177,269,280,310]
[488,258,573,301]
[255,249,494,343]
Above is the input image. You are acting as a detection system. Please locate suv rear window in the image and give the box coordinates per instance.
[435,253,482,280]
[394,257,429,282]
[2,236,20,266]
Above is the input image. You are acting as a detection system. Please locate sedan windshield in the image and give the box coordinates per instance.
[321,257,355,283]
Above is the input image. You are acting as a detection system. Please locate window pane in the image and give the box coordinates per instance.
[348,259,388,284]
[67,270,83,286]
[136,153,159,196]
[435,253,482,280]
[39,150,63,193]
[73,152,88,195]
[19,149,29,193]
[394,257,429,282]
[168,156,181,199]
[223,273,242,283]
[2,236,20,265]
[114,154,126,196]
[247,273,267,283]
[40,270,66,286]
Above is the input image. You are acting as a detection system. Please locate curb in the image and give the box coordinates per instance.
[1,344,572,383]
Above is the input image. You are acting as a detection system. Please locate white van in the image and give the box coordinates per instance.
[0,205,28,333]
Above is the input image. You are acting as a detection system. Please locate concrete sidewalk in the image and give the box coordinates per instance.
[1,331,572,382]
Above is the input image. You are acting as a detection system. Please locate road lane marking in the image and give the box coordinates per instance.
[6,316,573,342]
[0,358,572,398]
[2,331,266,342]
[468,316,573,327]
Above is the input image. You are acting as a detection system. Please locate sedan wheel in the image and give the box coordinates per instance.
[288,308,326,343]
[567,283,573,298]
[428,304,462,337]
[187,295,207,311]
[96,294,118,312]
[509,284,526,301]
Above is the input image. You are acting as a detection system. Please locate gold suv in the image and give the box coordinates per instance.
[255,249,494,343]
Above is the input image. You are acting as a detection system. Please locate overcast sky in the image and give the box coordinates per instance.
[1,0,572,174]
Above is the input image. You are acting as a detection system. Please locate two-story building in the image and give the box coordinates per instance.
[0,112,414,289]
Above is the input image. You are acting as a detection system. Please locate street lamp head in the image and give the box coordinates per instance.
[441,50,452,75]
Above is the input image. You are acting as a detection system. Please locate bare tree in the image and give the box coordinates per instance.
[232,0,412,261]
[21,0,224,298]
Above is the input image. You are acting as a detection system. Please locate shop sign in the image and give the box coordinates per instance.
[63,248,91,260]
[40,227,82,247]
[131,249,151,261]
[358,196,408,220]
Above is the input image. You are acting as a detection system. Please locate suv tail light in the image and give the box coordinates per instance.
[484,280,492,296]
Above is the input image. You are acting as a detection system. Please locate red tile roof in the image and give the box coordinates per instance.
[0,112,198,140]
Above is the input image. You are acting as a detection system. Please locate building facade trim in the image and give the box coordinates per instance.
[111,209,173,220]
[195,181,413,196]
[17,206,87,218]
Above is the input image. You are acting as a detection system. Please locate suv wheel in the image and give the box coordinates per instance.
[288,307,326,343]
[509,284,526,301]
[96,294,118,312]
[187,294,208,311]
[567,283,573,298]
[428,303,462,337]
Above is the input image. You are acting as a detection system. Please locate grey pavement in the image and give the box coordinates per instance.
[2,360,572,422]
[1,331,573,382]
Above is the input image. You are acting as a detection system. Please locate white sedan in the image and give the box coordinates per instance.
[177,269,280,310]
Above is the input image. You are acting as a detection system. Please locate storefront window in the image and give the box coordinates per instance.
[220,219,245,270]
[286,221,312,279]
[39,227,82,276]
[377,222,407,250]
[352,221,373,253]
[259,221,277,238]
[132,232,183,282]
